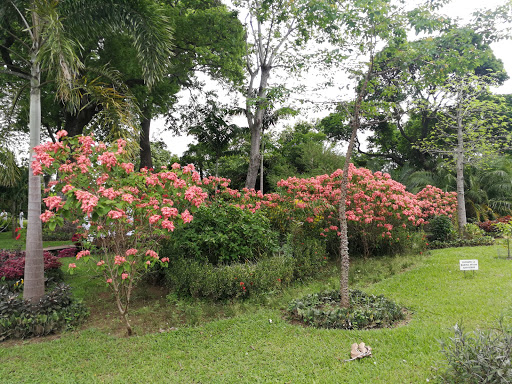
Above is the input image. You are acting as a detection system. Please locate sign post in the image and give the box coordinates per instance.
[459,259,478,277]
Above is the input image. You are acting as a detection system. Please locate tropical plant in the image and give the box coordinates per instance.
[0,0,173,302]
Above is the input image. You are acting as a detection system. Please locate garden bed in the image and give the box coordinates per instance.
[287,289,406,330]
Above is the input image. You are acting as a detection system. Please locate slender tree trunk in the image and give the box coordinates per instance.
[24,46,45,302]
[338,64,373,308]
[245,67,271,189]
[338,123,358,308]
[260,132,264,192]
[455,105,466,236]
[139,113,152,170]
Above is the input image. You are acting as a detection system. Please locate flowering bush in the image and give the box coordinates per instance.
[208,164,457,257]
[34,132,208,335]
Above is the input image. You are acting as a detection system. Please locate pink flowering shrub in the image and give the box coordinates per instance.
[204,164,457,257]
[34,132,208,335]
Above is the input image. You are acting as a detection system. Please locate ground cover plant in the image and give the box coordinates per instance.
[0,284,88,341]
[287,289,405,330]
[0,245,510,383]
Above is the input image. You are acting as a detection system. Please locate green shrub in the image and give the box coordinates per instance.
[435,322,512,383]
[428,236,494,249]
[285,225,329,279]
[0,284,89,340]
[162,201,279,265]
[165,255,295,300]
[429,215,455,242]
[463,223,486,240]
[287,289,405,330]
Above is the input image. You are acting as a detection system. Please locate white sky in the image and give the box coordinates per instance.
[156,0,512,157]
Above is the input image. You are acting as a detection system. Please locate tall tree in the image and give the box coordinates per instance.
[234,0,336,189]
[321,26,508,171]
[418,75,510,234]
[325,0,447,307]
[0,0,173,302]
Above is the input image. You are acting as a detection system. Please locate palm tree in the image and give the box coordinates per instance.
[0,0,173,302]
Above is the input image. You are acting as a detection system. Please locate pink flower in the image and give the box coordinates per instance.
[44,196,64,210]
[106,278,113,284]
[161,206,178,218]
[56,130,68,139]
[181,209,193,224]
[146,250,158,259]
[120,162,134,174]
[97,260,105,266]
[76,250,90,260]
[125,248,138,256]
[146,260,151,265]
[68,263,77,269]
[32,161,43,175]
[121,272,128,280]
[149,215,161,224]
[40,210,55,222]
[62,184,73,194]
[122,194,134,203]
[98,151,117,170]
[108,209,125,220]
[171,163,181,169]
[161,219,175,232]
[114,255,127,265]
[161,257,169,263]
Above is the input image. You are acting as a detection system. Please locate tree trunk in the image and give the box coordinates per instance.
[64,100,98,137]
[455,105,466,236]
[139,114,152,170]
[338,123,358,308]
[245,67,271,189]
[260,132,264,192]
[338,64,373,308]
[24,49,45,303]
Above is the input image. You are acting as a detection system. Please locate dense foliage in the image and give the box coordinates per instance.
[0,284,88,341]
[436,322,512,384]
[164,255,296,300]
[287,289,405,330]
[162,201,278,265]
[0,250,61,281]
[428,215,455,242]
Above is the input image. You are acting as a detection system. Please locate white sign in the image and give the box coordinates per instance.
[460,259,478,271]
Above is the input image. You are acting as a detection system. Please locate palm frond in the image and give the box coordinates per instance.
[60,0,173,86]
[0,148,21,187]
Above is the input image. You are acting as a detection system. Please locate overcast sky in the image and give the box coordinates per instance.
[157,0,512,156]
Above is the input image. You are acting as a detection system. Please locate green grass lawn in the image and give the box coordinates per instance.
[0,231,73,250]
[1,245,511,383]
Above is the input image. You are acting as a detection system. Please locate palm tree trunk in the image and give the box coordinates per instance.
[24,50,44,302]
